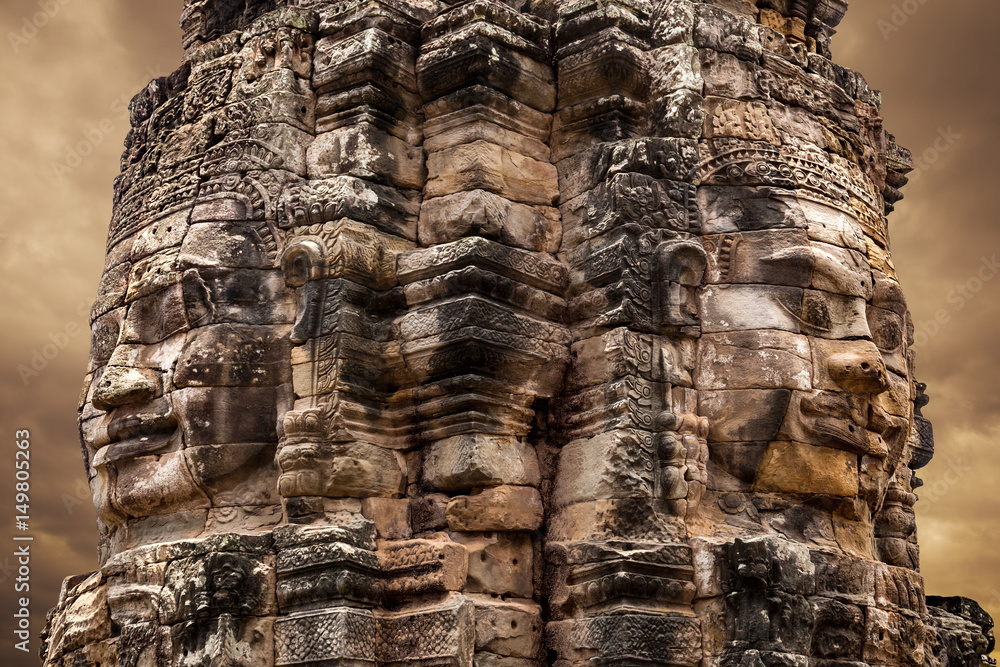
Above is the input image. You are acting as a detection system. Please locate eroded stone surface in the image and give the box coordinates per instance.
[45,1,990,666]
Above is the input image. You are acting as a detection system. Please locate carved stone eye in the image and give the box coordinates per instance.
[870,310,904,352]
[89,311,122,368]
[800,292,833,332]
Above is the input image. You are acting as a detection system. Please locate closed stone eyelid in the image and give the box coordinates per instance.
[778,299,835,333]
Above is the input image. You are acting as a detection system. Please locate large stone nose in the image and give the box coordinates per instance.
[827,344,891,395]
[92,365,158,410]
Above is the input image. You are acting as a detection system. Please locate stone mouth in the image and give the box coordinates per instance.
[866,404,899,437]
[867,405,909,456]
[94,408,179,466]
[799,391,870,453]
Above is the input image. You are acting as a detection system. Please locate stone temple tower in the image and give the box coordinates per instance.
[43,0,993,665]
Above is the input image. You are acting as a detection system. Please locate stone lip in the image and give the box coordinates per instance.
[94,404,181,465]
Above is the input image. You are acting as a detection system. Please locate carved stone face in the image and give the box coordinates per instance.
[51,4,997,667]
[81,209,295,553]
[697,184,915,535]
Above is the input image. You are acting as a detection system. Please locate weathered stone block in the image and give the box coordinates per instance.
[308,124,425,188]
[362,497,411,539]
[175,324,291,387]
[171,386,280,445]
[179,222,272,267]
[699,187,804,238]
[49,576,112,656]
[418,34,555,111]
[410,493,450,533]
[473,598,543,659]
[277,441,405,498]
[275,608,376,666]
[377,597,475,667]
[547,498,686,542]
[119,284,189,345]
[811,241,873,298]
[108,451,211,517]
[425,141,559,205]
[700,284,804,333]
[704,229,814,287]
[313,28,417,93]
[381,539,469,596]
[548,615,702,664]
[864,606,926,667]
[424,435,541,492]
[755,441,859,497]
[693,4,762,61]
[651,88,706,138]
[185,442,280,505]
[419,190,559,252]
[696,331,811,390]
[703,96,781,144]
[698,388,791,442]
[446,486,543,532]
[649,44,701,97]
[553,430,655,507]
[811,597,866,660]
[452,532,534,598]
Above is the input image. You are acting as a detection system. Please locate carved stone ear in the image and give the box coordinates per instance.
[653,241,707,331]
[281,239,326,344]
[909,383,934,471]
[281,239,326,287]
[181,268,215,327]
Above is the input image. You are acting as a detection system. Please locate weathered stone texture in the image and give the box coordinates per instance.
[45,1,991,666]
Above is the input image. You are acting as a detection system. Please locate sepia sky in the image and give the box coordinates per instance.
[0,1,998,662]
